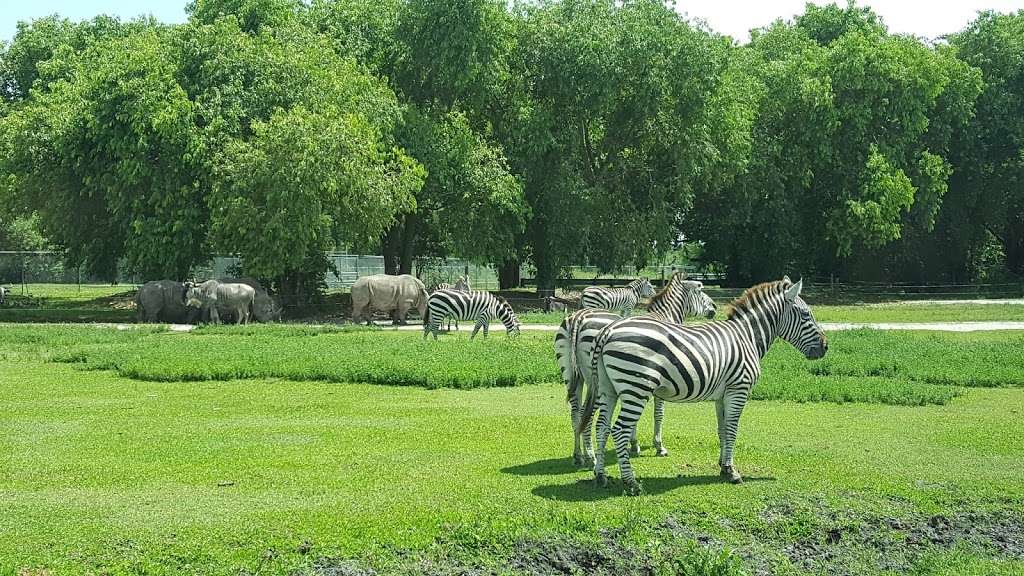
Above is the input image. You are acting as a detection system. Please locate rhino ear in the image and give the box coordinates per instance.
[785,278,803,301]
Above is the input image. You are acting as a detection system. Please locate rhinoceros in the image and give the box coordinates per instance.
[351,274,428,325]
[136,280,200,323]
[219,277,282,323]
[185,280,256,324]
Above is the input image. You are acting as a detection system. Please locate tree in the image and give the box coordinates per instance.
[695,5,979,285]
[948,11,1024,278]
[504,0,754,291]
[1,26,203,280]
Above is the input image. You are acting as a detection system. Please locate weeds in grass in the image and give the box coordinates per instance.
[4,324,1017,405]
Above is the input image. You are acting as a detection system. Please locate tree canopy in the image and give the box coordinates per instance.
[1,1,1022,292]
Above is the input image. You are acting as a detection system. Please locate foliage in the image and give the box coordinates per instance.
[502,0,755,288]
[696,5,982,284]
[947,11,1024,278]
[1,1,1023,289]
[29,326,1020,405]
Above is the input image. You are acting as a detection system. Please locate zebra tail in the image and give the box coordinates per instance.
[575,322,608,439]
[566,312,584,403]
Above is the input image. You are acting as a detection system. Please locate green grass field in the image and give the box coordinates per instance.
[1,324,1023,575]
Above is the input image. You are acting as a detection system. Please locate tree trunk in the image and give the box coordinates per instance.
[382,222,402,275]
[399,214,418,275]
[534,256,557,298]
[498,259,521,290]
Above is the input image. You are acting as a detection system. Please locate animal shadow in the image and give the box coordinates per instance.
[532,473,776,501]
[501,456,590,476]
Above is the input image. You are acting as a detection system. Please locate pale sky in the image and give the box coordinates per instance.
[2,0,1023,43]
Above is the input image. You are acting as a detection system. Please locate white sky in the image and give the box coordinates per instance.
[3,1,1024,43]
[675,0,1024,43]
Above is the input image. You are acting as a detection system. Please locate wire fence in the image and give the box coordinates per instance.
[0,251,1020,300]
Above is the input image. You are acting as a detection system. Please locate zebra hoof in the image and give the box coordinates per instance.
[721,466,743,484]
[630,445,642,457]
[573,453,587,467]
[623,480,643,496]
[655,447,669,457]
[594,472,608,488]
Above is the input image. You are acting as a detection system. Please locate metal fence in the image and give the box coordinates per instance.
[1,250,1019,300]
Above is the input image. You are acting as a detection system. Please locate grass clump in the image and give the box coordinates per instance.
[806,329,1024,388]
[86,329,558,389]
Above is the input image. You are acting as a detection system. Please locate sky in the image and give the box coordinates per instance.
[2,0,1023,43]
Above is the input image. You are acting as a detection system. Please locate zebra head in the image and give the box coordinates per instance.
[778,278,827,359]
[630,277,656,298]
[696,286,717,319]
[674,279,716,319]
[495,296,521,337]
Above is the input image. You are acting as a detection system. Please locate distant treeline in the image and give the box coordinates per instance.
[1,0,1021,296]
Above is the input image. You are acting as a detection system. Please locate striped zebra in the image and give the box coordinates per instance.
[580,278,655,316]
[579,277,827,494]
[555,272,716,466]
[424,289,520,339]
[433,277,471,331]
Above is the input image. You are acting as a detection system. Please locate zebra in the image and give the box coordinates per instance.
[555,272,717,466]
[424,289,520,339]
[579,277,827,494]
[580,278,655,316]
[433,276,471,331]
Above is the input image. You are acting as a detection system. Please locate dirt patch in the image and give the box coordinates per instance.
[299,524,740,576]
[761,497,1024,575]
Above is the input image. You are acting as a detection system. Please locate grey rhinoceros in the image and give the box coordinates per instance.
[351,274,428,325]
[185,280,256,324]
[219,277,282,323]
[136,280,201,323]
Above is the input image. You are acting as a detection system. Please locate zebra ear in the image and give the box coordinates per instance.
[784,278,802,301]
[783,275,792,284]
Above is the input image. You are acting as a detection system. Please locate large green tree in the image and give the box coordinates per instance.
[695,3,980,285]
[504,0,755,291]
[945,11,1024,278]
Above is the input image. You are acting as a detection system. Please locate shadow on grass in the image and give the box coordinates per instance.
[501,447,680,476]
[501,456,584,476]
[532,474,776,501]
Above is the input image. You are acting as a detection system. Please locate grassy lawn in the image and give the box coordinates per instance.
[1,325,1023,574]
[0,283,137,323]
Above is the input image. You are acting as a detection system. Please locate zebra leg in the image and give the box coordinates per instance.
[470,318,483,339]
[715,397,726,467]
[719,389,750,484]
[569,384,584,466]
[630,419,642,457]
[611,395,646,495]
[653,397,668,457]
[593,392,614,487]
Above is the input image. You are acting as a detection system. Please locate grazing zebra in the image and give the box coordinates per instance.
[424,289,520,339]
[581,278,655,316]
[433,276,471,331]
[555,272,717,466]
[579,277,827,494]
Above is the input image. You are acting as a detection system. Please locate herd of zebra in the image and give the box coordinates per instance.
[421,272,829,494]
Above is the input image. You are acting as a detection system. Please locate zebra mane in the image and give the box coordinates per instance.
[725,279,792,320]
[647,271,687,308]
